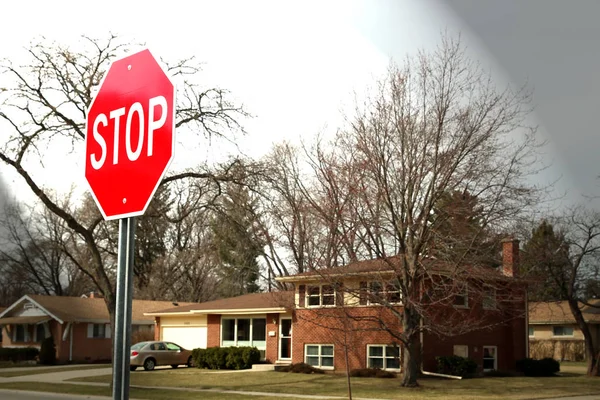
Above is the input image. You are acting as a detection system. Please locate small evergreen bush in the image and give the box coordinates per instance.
[516,357,560,377]
[39,336,57,365]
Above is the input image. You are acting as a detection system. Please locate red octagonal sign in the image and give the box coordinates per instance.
[85,49,175,220]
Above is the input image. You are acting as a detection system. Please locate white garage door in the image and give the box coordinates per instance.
[161,326,207,350]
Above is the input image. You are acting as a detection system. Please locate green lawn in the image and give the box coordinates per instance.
[0,382,308,400]
[68,366,600,400]
[0,364,109,378]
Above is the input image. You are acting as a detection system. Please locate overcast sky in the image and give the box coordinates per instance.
[0,0,598,212]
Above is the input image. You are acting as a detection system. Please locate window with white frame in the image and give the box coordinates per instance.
[221,317,267,357]
[483,346,497,371]
[453,284,468,308]
[482,285,496,309]
[87,323,110,339]
[367,345,400,370]
[528,326,535,337]
[553,326,574,337]
[306,285,335,307]
[453,345,468,358]
[305,344,334,369]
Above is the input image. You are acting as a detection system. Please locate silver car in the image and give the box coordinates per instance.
[130,341,194,371]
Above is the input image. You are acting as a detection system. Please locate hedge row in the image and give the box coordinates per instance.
[436,355,478,378]
[0,347,39,362]
[192,347,261,370]
[516,357,560,377]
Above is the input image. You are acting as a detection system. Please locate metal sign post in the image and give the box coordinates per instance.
[112,217,136,400]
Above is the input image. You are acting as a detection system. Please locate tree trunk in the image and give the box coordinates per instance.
[401,306,420,387]
[568,299,600,377]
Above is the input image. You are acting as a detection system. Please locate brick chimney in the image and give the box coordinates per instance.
[501,237,520,277]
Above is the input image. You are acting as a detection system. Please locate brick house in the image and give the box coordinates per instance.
[150,239,527,373]
[528,300,600,361]
[0,294,193,363]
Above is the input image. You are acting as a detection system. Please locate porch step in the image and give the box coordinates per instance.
[252,364,276,371]
[252,361,292,371]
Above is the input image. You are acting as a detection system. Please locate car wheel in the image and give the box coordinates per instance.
[187,356,194,368]
[130,366,137,372]
[171,364,179,369]
[143,358,156,371]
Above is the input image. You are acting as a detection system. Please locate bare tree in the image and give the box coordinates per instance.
[528,206,600,375]
[269,35,542,386]
[0,200,94,299]
[0,35,248,337]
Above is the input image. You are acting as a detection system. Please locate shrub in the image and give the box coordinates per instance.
[350,368,396,378]
[278,363,325,374]
[241,347,261,368]
[39,336,56,365]
[0,347,39,362]
[194,347,261,370]
[436,355,478,378]
[516,357,560,377]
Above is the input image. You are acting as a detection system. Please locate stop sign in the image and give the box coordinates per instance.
[85,49,175,220]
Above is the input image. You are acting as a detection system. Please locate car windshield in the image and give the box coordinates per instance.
[131,342,148,350]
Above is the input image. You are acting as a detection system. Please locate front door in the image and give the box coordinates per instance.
[279,318,292,360]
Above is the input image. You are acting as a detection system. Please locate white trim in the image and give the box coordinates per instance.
[62,322,72,341]
[0,295,64,324]
[305,285,336,308]
[482,345,497,371]
[366,344,401,371]
[279,317,293,361]
[304,344,335,370]
[552,325,575,337]
[145,308,287,317]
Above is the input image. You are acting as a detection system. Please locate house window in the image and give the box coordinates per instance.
[35,324,46,342]
[305,344,334,369]
[553,326,574,337]
[14,325,26,342]
[528,326,535,337]
[359,280,402,305]
[453,345,468,358]
[87,323,110,339]
[221,318,267,356]
[307,285,335,307]
[483,286,496,309]
[367,345,400,370]
[483,346,497,371]
[453,285,468,308]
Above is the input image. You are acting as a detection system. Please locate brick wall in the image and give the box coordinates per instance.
[265,313,279,363]
[207,314,221,347]
[292,306,404,371]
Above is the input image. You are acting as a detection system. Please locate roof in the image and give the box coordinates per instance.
[276,255,511,282]
[0,295,196,324]
[529,300,600,324]
[147,291,294,315]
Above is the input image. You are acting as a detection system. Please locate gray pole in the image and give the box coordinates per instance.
[112,217,136,400]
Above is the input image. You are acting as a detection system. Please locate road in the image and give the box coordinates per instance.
[0,389,112,400]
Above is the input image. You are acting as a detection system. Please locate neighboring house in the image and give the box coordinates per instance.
[150,239,527,373]
[0,294,193,363]
[528,300,600,361]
